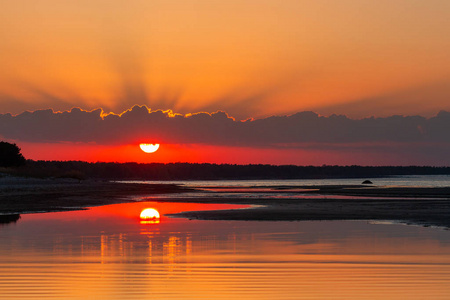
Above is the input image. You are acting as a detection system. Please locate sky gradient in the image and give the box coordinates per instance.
[1,1,450,165]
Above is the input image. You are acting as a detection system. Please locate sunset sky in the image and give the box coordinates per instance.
[1,0,450,165]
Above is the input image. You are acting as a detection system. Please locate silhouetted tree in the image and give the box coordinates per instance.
[0,141,26,167]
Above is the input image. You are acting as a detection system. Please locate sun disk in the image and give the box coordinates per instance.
[140,143,160,153]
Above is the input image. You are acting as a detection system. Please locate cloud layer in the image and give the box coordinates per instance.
[1,106,450,149]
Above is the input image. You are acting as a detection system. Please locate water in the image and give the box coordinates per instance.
[1,201,450,299]
[121,175,450,201]
[122,174,450,188]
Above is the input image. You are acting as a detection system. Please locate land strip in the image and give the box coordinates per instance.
[0,177,192,215]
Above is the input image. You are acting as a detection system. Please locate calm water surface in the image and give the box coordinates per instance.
[1,201,450,299]
[124,175,450,201]
[124,174,450,188]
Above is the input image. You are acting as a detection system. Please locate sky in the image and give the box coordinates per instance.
[1,0,450,165]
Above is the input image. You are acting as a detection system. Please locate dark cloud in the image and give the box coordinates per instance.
[2,106,450,151]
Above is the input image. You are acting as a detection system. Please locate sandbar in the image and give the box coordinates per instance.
[161,184,450,229]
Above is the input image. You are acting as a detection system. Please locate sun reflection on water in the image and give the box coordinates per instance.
[2,202,450,299]
[140,208,160,224]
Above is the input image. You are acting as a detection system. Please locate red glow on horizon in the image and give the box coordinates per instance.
[15,141,427,166]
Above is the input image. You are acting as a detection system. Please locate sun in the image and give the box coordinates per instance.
[140,208,160,219]
[139,143,160,153]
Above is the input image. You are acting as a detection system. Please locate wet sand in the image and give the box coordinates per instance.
[1,177,450,228]
[166,198,450,228]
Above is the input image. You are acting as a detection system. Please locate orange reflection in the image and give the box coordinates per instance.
[140,219,160,225]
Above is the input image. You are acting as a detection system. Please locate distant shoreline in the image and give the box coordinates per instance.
[1,176,450,229]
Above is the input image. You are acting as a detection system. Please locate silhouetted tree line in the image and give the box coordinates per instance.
[0,141,25,167]
[16,160,450,180]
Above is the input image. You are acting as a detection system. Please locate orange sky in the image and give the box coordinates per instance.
[1,0,450,120]
[1,1,450,165]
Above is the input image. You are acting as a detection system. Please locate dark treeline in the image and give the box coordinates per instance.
[0,214,20,225]
[9,160,450,180]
